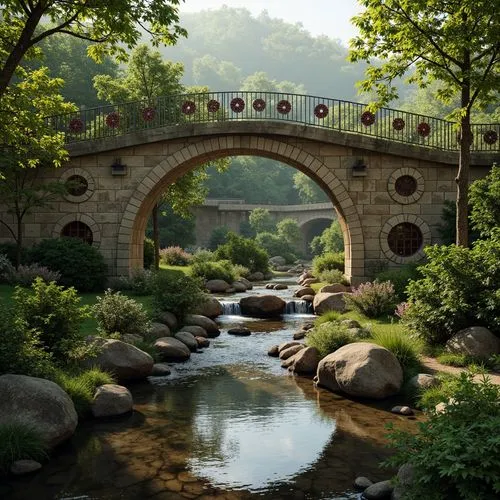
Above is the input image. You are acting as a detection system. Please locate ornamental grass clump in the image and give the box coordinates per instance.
[305,321,357,358]
[345,281,397,318]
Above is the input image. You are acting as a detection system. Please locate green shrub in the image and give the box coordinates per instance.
[255,232,296,262]
[93,289,151,336]
[110,268,156,296]
[208,226,230,250]
[436,353,470,367]
[345,281,397,318]
[0,422,48,473]
[6,263,61,287]
[314,310,342,326]
[215,233,269,274]
[375,263,422,301]
[233,264,250,279]
[143,237,155,269]
[370,329,422,380]
[13,278,90,362]
[318,268,348,285]
[159,246,192,266]
[305,321,356,358]
[0,243,28,266]
[0,254,14,283]
[191,249,216,264]
[404,232,500,345]
[384,372,500,500]
[190,259,236,283]
[0,307,55,378]
[152,271,207,320]
[312,251,344,275]
[28,238,107,292]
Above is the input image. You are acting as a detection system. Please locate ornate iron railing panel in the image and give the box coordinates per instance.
[47,91,499,152]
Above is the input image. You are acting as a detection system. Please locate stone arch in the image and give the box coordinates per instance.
[299,216,336,256]
[53,213,101,247]
[116,136,365,283]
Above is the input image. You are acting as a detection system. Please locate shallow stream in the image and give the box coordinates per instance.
[2,279,419,500]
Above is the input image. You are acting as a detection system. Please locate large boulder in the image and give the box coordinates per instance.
[194,296,223,318]
[302,277,319,286]
[240,295,286,318]
[205,279,231,293]
[146,322,171,340]
[181,325,208,338]
[91,384,133,418]
[239,277,253,290]
[313,292,349,314]
[269,256,286,268]
[184,314,220,337]
[289,346,320,374]
[279,344,305,360]
[0,374,78,449]
[174,331,198,351]
[315,342,403,399]
[295,286,315,298]
[320,283,348,293]
[231,281,248,293]
[446,326,500,359]
[91,339,154,381]
[156,311,178,331]
[154,337,191,362]
[247,271,264,282]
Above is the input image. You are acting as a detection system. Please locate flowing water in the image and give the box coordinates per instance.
[2,278,419,500]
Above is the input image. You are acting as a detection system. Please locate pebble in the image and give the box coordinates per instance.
[391,405,414,416]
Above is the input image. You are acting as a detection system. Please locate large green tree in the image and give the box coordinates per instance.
[349,0,500,246]
[0,0,186,98]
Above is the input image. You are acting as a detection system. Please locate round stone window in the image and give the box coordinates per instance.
[395,175,417,197]
[387,223,423,257]
[61,221,93,245]
[65,175,88,197]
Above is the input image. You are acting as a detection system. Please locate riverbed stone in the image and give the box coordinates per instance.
[407,373,439,392]
[354,476,373,490]
[90,339,154,380]
[268,345,280,357]
[273,283,288,290]
[391,405,414,416]
[279,344,305,360]
[228,326,251,336]
[10,460,42,475]
[231,281,248,292]
[240,295,286,318]
[281,354,299,368]
[289,346,320,374]
[205,279,231,293]
[313,292,348,314]
[156,311,178,330]
[392,463,415,500]
[301,294,315,302]
[293,330,306,340]
[302,277,319,286]
[363,480,394,499]
[184,314,220,336]
[174,331,198,351]
[247,271,265,281]
[154,337,191,361]
[147,322,171,340]
[0,374,78,449]
[91,384,133,417]
[316,343,403,399]
[295,286,315,298]
[196,336,210,348]
[239,277,253,289]
[193,295,223,318]
[320,283,348,293]
[151,363,171,376]
[445,326,500,359]
[121,333,144,344]
[278,340,302,353]
[180,325,208,338]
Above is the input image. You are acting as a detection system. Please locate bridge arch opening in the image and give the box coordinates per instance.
[300,217,337,257]
[116,135,364,284]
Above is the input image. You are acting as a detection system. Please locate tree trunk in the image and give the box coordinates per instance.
[152,203,160,270]
[16,215,23,269]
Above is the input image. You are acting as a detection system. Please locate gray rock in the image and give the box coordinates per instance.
[146,322,171,340]
[301,294,315,302]
[184,314,220,336]
[407,373,439,392]
[228,326,251,336]
[392,463,414,500]
[231,281,248,292]
[273,283,288,290]
[269,256,286,267]
[154,337,191,362]
[320,283,348,293]
[0,374,77,449]
[316,343,403,399]
[302,277,319,286]
[239,277,253,289]
[293,330,306,340]
[205,279,231,293]
[354,476,373,490]
[289,346,320,374]
[240,295,286,318]
[121,333,144,344]
[194,295,223,318]
[279,344,305,360]
[180,325,208,338]
[313,292,349,314]
[10,460,42,475]
[281,354,299,368]
[363,480,394,499]
[268,345,280,357]
[391,405,414,416]
[90,339,154,381]
[151,363,171,376]
[247,271,265,281]
[91,384,133,417]
[155,311,178,330]
[174,331,198,351]
[295,286,315,298]
[446,326,500,359]
[196,336,210,348]
[278,340,303,353]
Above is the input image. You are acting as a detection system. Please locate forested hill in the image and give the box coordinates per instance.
[157,6,367,100]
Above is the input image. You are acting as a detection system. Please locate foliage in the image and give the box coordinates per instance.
[146,203,196,249]
[436,353,470,368]
[191,249,216,264]
[0,243,28,266]
[143,238,155,269]
[438,200,479,245]
[384,373,500,500]
[469,163,500,240]
[276,218,302,248]
[255,232,296,263]
[404,232,500,345]
[0,254,14,283]
[215,233,269,274]
[318,269,348,286]
[312,252,344,275]
[159,246,192,266]
[305,321,357,358]
[249,208,275,234]
[190,260,236,284]
[110,268,156,296]
[313,310,342,326]
[346,281,398,318]
[5,263,61,287]
[0,306,55,378]
[370,329,422,380]
[13,278,90,362]
[152,271,207,320]
[233,264,250,279]
[310,220,344,256]
[0,422,48,473]
[55,367,115,418]
[293,172,328,204]
[394,302,410,319]
[92,290,151,337]
[375,263,422,301]
[208,226,231,251]
[28,238,107,292]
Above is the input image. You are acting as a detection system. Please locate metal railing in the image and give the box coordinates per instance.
[46,91,500,152]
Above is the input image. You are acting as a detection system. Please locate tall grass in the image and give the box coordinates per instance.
[0,422,48,472]
[306,321,357,358]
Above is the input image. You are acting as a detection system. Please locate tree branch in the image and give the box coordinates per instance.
[0,219,16,241]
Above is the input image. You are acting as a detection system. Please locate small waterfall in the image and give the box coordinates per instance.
[221,301,242,315]
[285,300,313,314]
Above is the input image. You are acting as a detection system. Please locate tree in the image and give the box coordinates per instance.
[0,0,186,98]
[248,208,274,234]
[349,0,500,246]
[293,172,328,203]
[310,220,344,255]
[276,218,302,247]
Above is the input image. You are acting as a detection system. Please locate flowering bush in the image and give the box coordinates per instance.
[395,301,410,319]
[160,246,193,266]
[0,254,14,283]
[7,263,61,287]
[345,281,397,318]
[110,268,156,296]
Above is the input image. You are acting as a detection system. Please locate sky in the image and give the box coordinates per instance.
[179,0,362,46]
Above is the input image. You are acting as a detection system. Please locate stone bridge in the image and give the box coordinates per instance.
[0,91,498,284]
[191,200,335,253]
